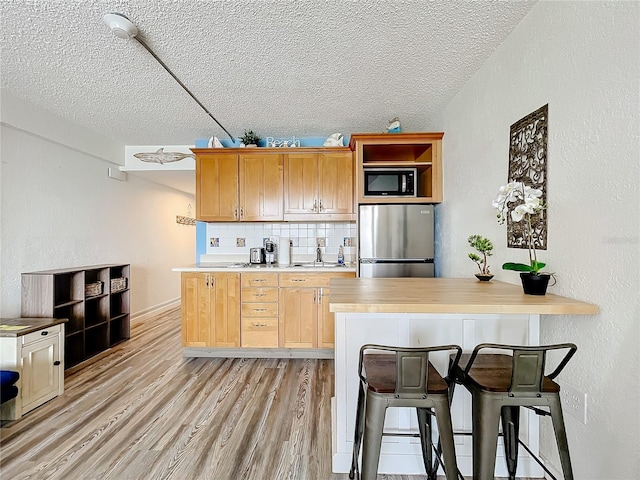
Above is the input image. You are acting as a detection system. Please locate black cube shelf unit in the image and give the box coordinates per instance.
[21,264,130,369]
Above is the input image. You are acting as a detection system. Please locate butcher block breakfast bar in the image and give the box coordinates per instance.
[329,277,598,477]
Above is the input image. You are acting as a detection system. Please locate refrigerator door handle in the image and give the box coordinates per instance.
[360,258,434,264]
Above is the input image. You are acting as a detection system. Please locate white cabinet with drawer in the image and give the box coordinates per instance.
[0,318,66,420]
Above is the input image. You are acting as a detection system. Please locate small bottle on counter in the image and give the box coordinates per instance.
[338,245,344,264]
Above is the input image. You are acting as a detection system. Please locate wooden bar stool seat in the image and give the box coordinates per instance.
[349,344,462,480]
[451,343,577,480]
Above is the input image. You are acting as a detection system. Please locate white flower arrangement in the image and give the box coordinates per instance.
[492,181,547,274]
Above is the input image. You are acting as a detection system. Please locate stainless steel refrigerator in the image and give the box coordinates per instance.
[358,204,435,278]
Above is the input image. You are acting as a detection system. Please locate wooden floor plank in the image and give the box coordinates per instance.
[1,307,536,480]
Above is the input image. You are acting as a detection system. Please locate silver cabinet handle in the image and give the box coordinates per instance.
[234,208,238,220]
[319,199,323,212]
[313,289,317,304]
[313,199,318,212]
[254,293,266,297]
[240,207,244,219]
[253,308,267,312]
[291,279,306,282]
[253,322,267,327]
[253,279,266,283]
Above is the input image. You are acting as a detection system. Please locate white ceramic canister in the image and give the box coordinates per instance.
[279,237,291,265]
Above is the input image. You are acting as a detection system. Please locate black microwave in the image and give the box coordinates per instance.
[363,167,417,197]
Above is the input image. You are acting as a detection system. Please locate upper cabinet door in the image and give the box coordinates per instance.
[284,152,355,220]
[283,154,319,215]
[196,154,239,221]
[239,153,284,221]
[318,152,353,215]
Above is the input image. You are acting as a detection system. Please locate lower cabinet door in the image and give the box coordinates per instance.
[279,288,318,348]
[317,287,335,348]
[181,272,240,348]
[21,336,60,414]
[211,273,241,347]
[181,273,212,347]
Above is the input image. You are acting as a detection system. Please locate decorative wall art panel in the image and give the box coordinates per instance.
[507,104,548,250]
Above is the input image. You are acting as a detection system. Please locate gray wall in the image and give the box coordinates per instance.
[1,92,195,319]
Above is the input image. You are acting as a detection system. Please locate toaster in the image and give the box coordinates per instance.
[250,247,265,264]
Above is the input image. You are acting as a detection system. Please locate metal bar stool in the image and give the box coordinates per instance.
[450,342,578,480]
[349,343,463,480]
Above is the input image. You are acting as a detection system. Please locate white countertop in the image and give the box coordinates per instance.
[172,262,356,273]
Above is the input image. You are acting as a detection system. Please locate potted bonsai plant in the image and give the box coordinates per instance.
[492,181,554,294]
[468,234,494,281]
[240,129,261,147]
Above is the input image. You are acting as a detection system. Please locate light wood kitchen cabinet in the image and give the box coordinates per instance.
[196,153,239,221]
[240,273,279,348]
[279,286,317,348]
[279,272,354,348]
[350,132,444,204]
[239,153,284,221]
[194,150,283,222]
[181,272,240,348]
[283,151,354,221]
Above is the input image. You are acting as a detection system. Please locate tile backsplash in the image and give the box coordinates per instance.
[205,222,357,262]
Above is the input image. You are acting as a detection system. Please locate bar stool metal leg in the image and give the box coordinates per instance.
[549,395,575,480]
[432,396,460,480]
[360,393,387,480]
[472,392,502,479]
[501,405,520,480]
[349,381,366,479]
[416,407,436,480]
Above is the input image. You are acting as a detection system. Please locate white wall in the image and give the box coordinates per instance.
[432,2,639,478]
[0,92,195,318]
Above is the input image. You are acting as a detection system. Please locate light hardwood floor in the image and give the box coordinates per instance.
[0,307,533,480]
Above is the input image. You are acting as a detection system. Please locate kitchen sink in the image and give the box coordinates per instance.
[289,262,345,268]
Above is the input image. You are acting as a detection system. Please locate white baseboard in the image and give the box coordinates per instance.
[131,298,180,324]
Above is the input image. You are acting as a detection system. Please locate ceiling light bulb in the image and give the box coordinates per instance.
[103,13,138,40]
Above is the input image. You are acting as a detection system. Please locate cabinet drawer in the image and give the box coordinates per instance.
[241,317,278,348]
[279,273,323,287]
[279,272,354,287]
[22,324,61,346]
[242,287,278,303]
[241,302,278,317]
[241,273,279,287]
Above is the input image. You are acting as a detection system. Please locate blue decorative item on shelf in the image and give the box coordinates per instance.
[386,117,401,133]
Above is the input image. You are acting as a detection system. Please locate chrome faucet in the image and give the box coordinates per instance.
[316,246,323,263]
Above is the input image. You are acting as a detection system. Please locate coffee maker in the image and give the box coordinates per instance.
[264,240,277,264]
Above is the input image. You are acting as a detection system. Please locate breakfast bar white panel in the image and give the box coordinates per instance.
[332,311,542,478]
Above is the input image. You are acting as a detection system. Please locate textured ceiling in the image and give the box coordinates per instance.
[1,1,536,146]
